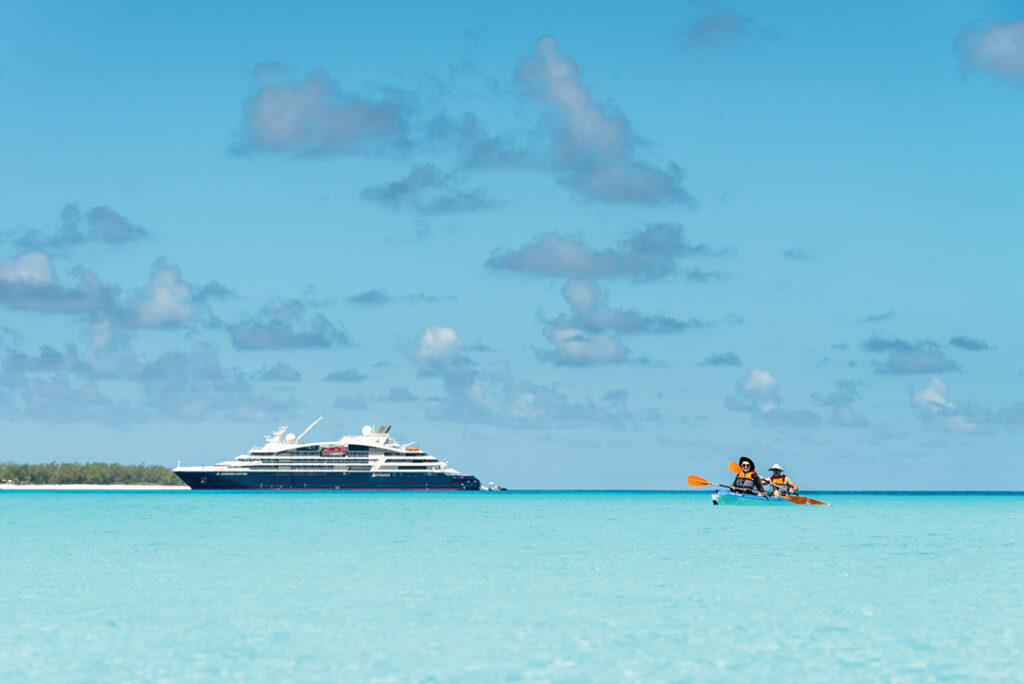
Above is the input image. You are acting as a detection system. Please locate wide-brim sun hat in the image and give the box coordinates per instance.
[738,456,755,469]
[770,463,783,471]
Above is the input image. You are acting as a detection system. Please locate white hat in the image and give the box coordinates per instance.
[770,463,783,471]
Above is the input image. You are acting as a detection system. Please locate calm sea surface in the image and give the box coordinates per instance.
[1,491,1021,682]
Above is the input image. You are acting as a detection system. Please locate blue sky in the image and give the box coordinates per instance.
[1,1,1022,489]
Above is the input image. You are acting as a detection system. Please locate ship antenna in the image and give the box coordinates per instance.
[296,416,324,442]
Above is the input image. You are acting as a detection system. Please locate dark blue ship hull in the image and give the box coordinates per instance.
[174,469,481,490]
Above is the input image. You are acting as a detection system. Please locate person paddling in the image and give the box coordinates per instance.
[730,456,765,495]
[765,464,798,497]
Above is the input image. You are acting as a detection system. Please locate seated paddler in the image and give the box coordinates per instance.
[765,464,797,497]
[730,456,765,494]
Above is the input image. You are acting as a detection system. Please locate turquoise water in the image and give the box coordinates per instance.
[1,492,1021,682]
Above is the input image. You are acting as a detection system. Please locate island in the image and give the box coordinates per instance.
[1,462,184,486]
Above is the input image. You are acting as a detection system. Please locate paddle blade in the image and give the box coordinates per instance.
[784,495,808,505]
[728,461,741,473]
[806,497,829,505]
[686,475,712,487]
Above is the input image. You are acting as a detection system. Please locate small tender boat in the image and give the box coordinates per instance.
[712,490,791,506]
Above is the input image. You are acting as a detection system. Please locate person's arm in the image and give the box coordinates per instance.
[787,477,798,492]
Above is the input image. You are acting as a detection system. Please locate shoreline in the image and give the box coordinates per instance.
[0,484,189,491]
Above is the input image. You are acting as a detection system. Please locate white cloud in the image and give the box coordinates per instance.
[727,368,820,428]
[957,19,1024,84]
[240,64,406,154]
[912,377,983,432]
[360,164,500,214]
[487,223,710,280]
[0,251,55,285]
[539,327,628,366]
[229,300,348,350]
[740,368,779,406]
[415,325,463,360]
[0,253,117,315]
[913,377,954,411]
[409,325,632,427]
[132,263,194,327]
[515,36,688,204]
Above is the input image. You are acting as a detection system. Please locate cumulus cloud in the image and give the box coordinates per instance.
[488,223,711,280]
[0,251,54,284]
[685,268,728,283]
[324,369,368,383]
[410,324,631,426]
[3,344,91,377]
[551,279,705,334]
[956,18,1024,85]
[0,251,118,315]
[0,253,224,331]
[811,380,868,427]
[19,376,136,423]
[905,378,1024,433]
[726,368,821,428]
[8,204,148,250]
[229,300,348,350]
[2,342,295,422]
[85,206,149,244]
[537,328,629,366]
[254,362,302,382]
[682,10,752,47]
[912,377,986,433]
[2,326,146,382]
[423,113,528,169]
[700,352,741,367]
[861,334,960,374]
[129,261,196,328]
[361,164,500,214]
[121,260,228,329]
[536,279,704,366]
[949,335,990,351]
[385,386,417,401]
[516,36,688,204]
[347,289,393,306]
[238,63,408,155]
[414,325,464,361]
[140,345,297,420]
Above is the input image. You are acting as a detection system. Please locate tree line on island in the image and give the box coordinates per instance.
[1,462,183,486]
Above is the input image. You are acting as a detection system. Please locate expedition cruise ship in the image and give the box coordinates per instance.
[174,418,482,490]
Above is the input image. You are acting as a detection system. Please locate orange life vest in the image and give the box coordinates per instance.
[732,469,760,490]
[768,473,792,494]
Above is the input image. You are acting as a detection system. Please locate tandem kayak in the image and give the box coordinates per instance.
[712,490,792,506]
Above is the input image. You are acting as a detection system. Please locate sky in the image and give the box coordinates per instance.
[1,1,1022,489]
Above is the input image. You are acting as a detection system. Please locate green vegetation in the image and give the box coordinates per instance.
[0,462,184,486]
